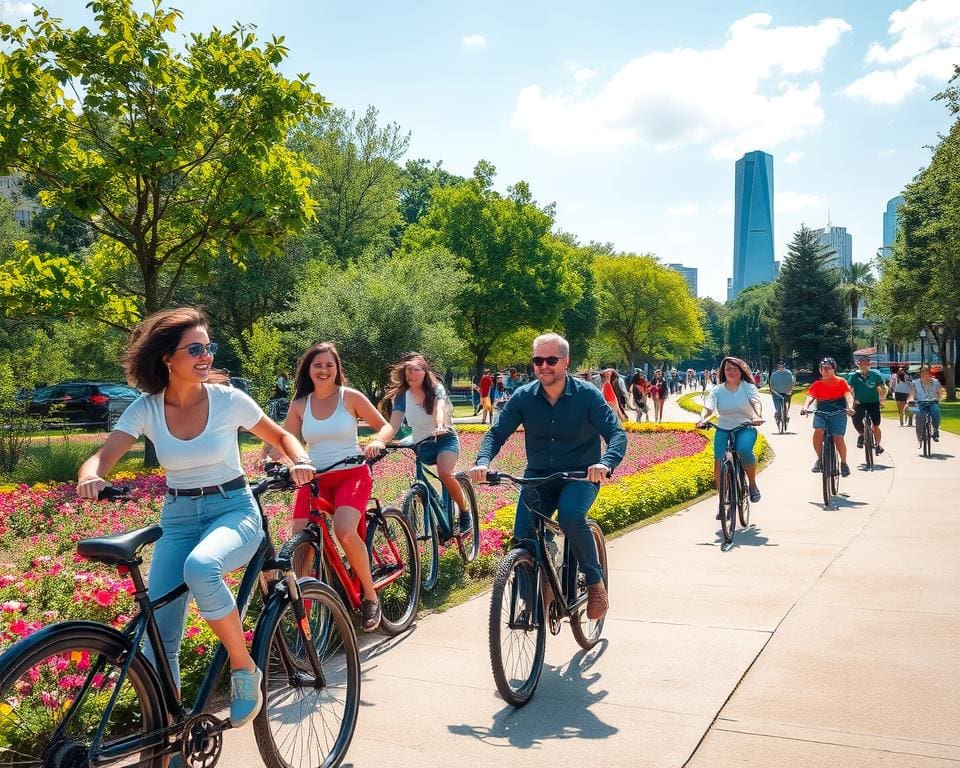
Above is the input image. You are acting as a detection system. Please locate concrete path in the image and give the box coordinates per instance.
[220,391,960,767]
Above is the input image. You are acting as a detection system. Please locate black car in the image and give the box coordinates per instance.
[28,381,140,430]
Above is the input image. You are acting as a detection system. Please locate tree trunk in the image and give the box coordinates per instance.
[143,436,159,468]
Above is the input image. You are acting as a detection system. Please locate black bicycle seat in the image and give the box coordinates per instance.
[77,525,163,565]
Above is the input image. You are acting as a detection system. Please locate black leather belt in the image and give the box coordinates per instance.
[167,476,248,497]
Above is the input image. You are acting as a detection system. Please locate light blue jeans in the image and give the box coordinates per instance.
[143,485,264,690]
[712,426,758,465]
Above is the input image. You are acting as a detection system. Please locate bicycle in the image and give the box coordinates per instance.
[912,400,938,457]
[772,391,790,434]
[861,409,876,469]
[702,422,757,546]
[481,470,608,707]
[0,468,361,768]
[390,435,480,593]
[802,408,843,509]
[280,455,420,636]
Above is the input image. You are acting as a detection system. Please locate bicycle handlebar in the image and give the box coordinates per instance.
[483,470,597,486]
[97,485,132,501]
[699,421,761,430]
[384,431,451,451]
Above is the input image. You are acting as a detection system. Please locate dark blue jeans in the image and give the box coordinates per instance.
[514,477,602,585]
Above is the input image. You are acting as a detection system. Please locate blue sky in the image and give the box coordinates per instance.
[3,0,959,300]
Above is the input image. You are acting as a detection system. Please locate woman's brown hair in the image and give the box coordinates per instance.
[122,307,211,394]
[380,353,443,416]
[717,355,754,384]
[292,343,349,400]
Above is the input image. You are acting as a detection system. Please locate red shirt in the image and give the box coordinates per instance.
[808,376,851,410]
[479,374,494,397]
[601,381,617,406]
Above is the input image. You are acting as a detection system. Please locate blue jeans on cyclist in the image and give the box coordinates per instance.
[711,426,758,465]
[514,476,602,586]
[772,391,791,422]
[914,403,941,441]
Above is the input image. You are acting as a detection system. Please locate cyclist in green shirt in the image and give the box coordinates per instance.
[845,354,886,456]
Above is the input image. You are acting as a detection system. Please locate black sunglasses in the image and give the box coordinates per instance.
[531,355,561,367]
[176,342,219,357]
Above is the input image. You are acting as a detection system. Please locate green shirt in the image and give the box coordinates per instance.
[846,369,885,404]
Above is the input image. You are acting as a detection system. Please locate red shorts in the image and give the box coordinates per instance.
[292,465,373,520]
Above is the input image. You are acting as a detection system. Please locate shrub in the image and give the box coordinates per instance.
[16,438,94,484]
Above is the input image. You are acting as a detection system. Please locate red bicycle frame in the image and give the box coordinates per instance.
[306,489,406,611]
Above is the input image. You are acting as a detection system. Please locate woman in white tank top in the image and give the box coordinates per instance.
[274,342,394,632]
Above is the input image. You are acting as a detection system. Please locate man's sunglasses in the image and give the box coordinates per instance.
[531,355,561,367]
[176,342,219,357]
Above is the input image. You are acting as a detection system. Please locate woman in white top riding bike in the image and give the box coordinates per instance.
[270,342,395,632]
[76,307,316,731]
[908,364,945,443]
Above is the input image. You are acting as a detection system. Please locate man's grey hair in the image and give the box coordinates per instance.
[532,333,569,358]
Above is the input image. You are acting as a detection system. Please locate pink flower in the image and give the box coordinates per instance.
[185,626,201,639]
[1,600,27,613]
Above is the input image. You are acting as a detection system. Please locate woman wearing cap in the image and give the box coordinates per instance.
[800,357,855,477]
[696,356,764,505]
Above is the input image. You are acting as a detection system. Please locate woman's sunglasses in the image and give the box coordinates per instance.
[531,355,561,367]
[176,342,219,357]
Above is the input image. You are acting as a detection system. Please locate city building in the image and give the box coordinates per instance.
[881,195,905,258]
[665,263,697,296]
[730,150,775,299]
[812,221,853,271]
[0,175,40,226]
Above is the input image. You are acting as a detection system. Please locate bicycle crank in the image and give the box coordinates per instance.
[181,713,225,768]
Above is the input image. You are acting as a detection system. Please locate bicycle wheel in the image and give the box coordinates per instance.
[737,464,751,528]
[488,548,545,707]
[830,444,840,497]
[821,438,833,507]
[401,485,440,592]
[923,417,932,457]
[279,532,338,659]
[253,580,360,768]
[0,622,165,767]
[719,460,737,544]
[863,417,874,469]
[570,519,607,649]
[454,472,480,564]
[367,506,420,635]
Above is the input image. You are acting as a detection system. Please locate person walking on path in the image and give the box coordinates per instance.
[696,356,764,505]
[800,357,856,477]
[631,371,651,423]
[479,368,495,425]
[893,366,913,426]
[469,332,626,620]
[846,354,886,457]
[601,368,628,422]
[651,369,667,423]
[769,359,796,427]
[77,307,317,729]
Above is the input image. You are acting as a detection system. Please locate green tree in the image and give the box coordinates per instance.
[838,262,876,351]
[282,248,465,399]
[592,253,704,368]
[397,159,465,228]
[235,319,287,405]
[289,106,409,263]
[0,0,325,321]
[726,283,775,368]
[688,297,727,368]
[768,225,850,371]
[402,163,582,375]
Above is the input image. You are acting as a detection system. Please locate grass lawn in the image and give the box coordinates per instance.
[881,398,960,436]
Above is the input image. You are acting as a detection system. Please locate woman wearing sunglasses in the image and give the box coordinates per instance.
[77,307,316,731]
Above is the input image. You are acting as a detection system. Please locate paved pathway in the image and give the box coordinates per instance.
[221,391,960,767]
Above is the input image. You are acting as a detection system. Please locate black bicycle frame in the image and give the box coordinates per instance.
[392,437,457,541]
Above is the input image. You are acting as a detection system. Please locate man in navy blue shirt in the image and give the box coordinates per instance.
[470,333,626,620]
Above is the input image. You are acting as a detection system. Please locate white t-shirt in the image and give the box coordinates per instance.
[394,385,451,442]
[114,384,263,488]
[705,382,761,430]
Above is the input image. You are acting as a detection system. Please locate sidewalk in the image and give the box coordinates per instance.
[221,391,960,767]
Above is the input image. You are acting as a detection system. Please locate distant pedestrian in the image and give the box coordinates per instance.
[479,368,494,425]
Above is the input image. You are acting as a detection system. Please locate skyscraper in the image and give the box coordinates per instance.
[812,223,853,271]
[730,151,775,299]
[665,263,698,297]
[881,195,904,257]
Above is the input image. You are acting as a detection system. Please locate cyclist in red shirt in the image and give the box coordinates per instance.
[800,357,855,477]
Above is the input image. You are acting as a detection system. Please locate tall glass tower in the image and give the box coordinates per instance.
[881,195,904,257]
[730,151,775,299]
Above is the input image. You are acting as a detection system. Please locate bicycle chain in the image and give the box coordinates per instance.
[181,713,224,768]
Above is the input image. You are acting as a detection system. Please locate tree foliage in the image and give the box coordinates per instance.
[592,253,703,368]
[726,283,774,368]
[768,225,850,371]
[688,297,727,368]
[0,0,325,320]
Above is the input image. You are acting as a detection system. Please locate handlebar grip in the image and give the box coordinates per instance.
[485,471,502,484]
[97,485,131,501]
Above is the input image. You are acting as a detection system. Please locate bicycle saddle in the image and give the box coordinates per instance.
[78,525,163,565]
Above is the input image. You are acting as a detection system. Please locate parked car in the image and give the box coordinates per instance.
[27,381,140,430]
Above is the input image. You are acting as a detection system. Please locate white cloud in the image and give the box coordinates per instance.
[665,203,700,216]
[511,13,850,159]
[879,148,897,156]
[461,34,487,48]
[783,149,804,164]
[775,191,824,213]
[573,67,598,84]
[0,1,33,20]
[844,0,960,104]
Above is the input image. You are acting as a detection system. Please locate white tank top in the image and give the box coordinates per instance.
[300,389,361,471]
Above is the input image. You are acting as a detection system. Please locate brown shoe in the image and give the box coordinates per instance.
[586,582,609,620]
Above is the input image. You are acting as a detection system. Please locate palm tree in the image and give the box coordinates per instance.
[839,262,876,352]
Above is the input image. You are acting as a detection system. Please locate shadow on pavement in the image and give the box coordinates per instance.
[446,641,618,748]
[728,526,776,548]
[357,623,418,707]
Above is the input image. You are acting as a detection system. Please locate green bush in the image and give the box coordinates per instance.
[16,438,92,484]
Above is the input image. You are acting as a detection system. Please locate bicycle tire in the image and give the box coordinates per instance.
[737,463,751,528]
[863,415,875,469]
[0,621,165,767]
[367,506,420,635]
[401,484,440,592]
[821,436,833,507]
[253,580,360,768]
[719,460,736,544]
[278,531,338,657]
[569,519,608,650]
[923,420,932,457]
[488,547,545,707]
[454,472,480,564]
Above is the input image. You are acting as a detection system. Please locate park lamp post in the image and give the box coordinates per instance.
[919,328,927,365]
